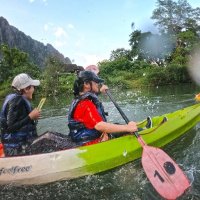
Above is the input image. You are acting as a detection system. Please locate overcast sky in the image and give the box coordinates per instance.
[0,0,199,67]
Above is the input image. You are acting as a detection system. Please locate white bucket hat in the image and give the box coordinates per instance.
[12,73,40,90]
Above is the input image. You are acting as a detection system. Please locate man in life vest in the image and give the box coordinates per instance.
[0,73,40,156]
[68,70,138,145]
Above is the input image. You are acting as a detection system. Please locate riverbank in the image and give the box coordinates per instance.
[0,64,194,100]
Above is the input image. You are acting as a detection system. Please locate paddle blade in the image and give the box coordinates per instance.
[141,145,190,200]
[37,98,46,111]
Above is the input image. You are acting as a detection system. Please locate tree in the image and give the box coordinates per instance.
[128,30,142,59]
[0,44,40,82]
[151,0,200,65]
[167,30,200,65]
[110,48,131,61]
[42,56,66,96]
[129,30,175,65]
[151,0,200,35]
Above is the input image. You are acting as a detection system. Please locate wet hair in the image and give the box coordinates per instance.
[12,85,32,95]
[73,78,94,97]
[73,79,84,97]
[12,86,23,95]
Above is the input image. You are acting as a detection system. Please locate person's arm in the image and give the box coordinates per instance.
[74,99,137,134]
[6,97,40,132]
[95,121,137,133]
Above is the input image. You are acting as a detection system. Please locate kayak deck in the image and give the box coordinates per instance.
[0,103,200,185]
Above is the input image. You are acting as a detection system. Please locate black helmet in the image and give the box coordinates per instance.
[78,70,104,83]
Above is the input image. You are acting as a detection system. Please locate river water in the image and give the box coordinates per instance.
[1,84,200,200]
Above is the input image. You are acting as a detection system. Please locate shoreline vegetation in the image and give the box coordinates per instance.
[0,42,195,100]
[1,0,200,99]
[0,56,194,100]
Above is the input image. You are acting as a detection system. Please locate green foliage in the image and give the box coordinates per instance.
[170,47,188,65]
[58,74,76,94]
[166,64,191,83]
[98,57,192,88]
[99,57,151,81]
[142,65,191,86]
[99,60,131,88]
[151,0,200,34]
[178,30,199,46]
[42,57,64,96]
[129,0,200,67]
[167,30,199,65]
[0,80,12,97]
[128,30,176,65]
[42,56,76,96]
[0,44,41,83]
[110,48,131,61]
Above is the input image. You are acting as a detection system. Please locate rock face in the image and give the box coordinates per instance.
[63,64,84,73]
[0,16,72,68]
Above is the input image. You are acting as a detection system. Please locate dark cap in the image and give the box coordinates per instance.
[78,70,104,83]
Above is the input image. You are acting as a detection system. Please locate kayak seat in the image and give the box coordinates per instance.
[146,116,152,129]
[160,116,168,125]
[26,131,79,155]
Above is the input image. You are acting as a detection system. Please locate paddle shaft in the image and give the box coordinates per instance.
[106,90,140,138]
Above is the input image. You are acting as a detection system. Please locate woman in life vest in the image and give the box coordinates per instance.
[68,70,138,145]
[0,73,40,156]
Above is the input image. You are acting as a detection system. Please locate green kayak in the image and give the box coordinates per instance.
[0,103,200,185]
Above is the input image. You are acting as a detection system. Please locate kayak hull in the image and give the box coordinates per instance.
[1,103,200,185]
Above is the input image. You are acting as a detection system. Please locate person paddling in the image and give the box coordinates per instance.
[68,70,138,145]
[0,73,40,156]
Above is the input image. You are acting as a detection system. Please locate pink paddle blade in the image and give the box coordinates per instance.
[141,145,190,200]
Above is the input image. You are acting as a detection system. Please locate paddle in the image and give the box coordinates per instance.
[105,90,190,200]
[37,97,46,111]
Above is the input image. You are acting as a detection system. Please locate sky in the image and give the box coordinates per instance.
[0,0,199,68]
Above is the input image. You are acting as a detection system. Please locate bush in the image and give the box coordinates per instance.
[58,74,76,94]
[142,65,191,86]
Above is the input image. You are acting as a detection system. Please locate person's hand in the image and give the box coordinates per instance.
[100,132,109,142]
[100,84,109,93]
[195,93,200,102]
[126,121,138,132]
[29,108,41,120]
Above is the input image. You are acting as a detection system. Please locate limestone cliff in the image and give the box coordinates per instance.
[0,16,72,68]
